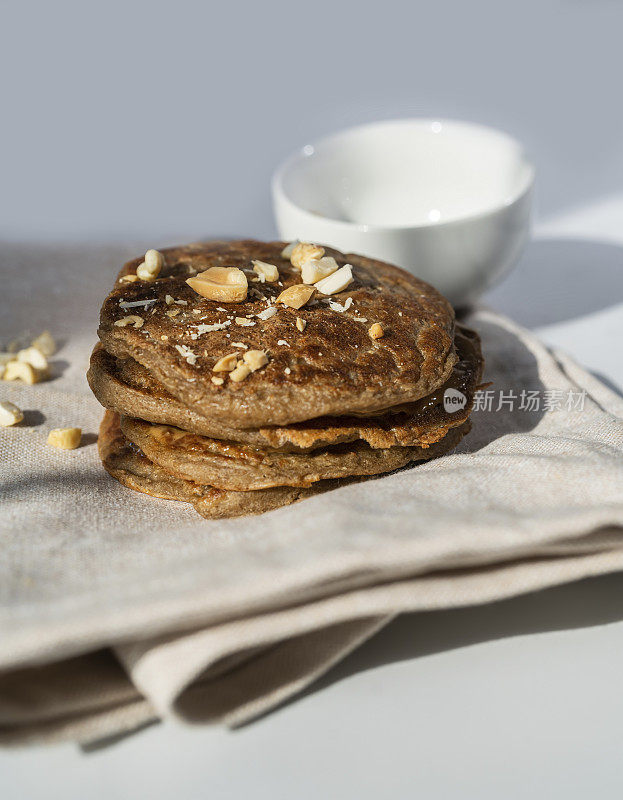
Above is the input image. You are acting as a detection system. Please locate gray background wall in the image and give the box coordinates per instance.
[1,0,622,243]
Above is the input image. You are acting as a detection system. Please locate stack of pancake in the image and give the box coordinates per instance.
[88,240,483,519]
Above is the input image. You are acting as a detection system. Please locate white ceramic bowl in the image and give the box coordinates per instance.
[272,119,534,306]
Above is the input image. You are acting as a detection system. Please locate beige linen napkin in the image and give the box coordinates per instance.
[1,244,623,745]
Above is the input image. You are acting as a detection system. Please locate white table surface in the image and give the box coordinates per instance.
[1,199,622,800]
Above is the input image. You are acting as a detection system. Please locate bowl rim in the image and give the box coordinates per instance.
[272,118,535,233]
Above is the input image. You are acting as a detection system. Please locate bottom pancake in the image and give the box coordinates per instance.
[98,411,470,519]
[98,411,335,519]
[120,414,472,491]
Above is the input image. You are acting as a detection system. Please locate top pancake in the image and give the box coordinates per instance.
[98,240,457,428]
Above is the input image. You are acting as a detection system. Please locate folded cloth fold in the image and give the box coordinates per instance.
[2,266,623,745]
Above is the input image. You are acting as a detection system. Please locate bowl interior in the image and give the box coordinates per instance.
[278,120,533,228]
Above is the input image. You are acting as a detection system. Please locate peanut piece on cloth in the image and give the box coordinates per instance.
[0,401,23,426]
[47,427,82,449]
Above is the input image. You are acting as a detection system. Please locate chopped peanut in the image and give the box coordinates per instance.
[145,248,165,271]
[290,242,325,270]
[301,256,339,285]
[186,267,248,303]
[280,240,299,259]
[315,264,353,295]
[211,376,225,386]
[31,331,56,356]
[296,317,307,332]
[252,260,279,283]
[0,401,24,427]
[243,349,268,371]
[114,315,144,328]
[47,427,82,450]
[3,361,41,384]
[136,249,165,281]
[212,353,239,372]
[229,362,252,382]
[174,344,197,365]
[276,284,316,309]
[17,347,48,371]
[369,322,385,340]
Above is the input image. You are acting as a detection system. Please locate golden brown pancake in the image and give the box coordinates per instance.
[98,411,332,519]
[88,326,482,452]
[120,413,470,491]
[98,240,457,428]
[92,240,484,520]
